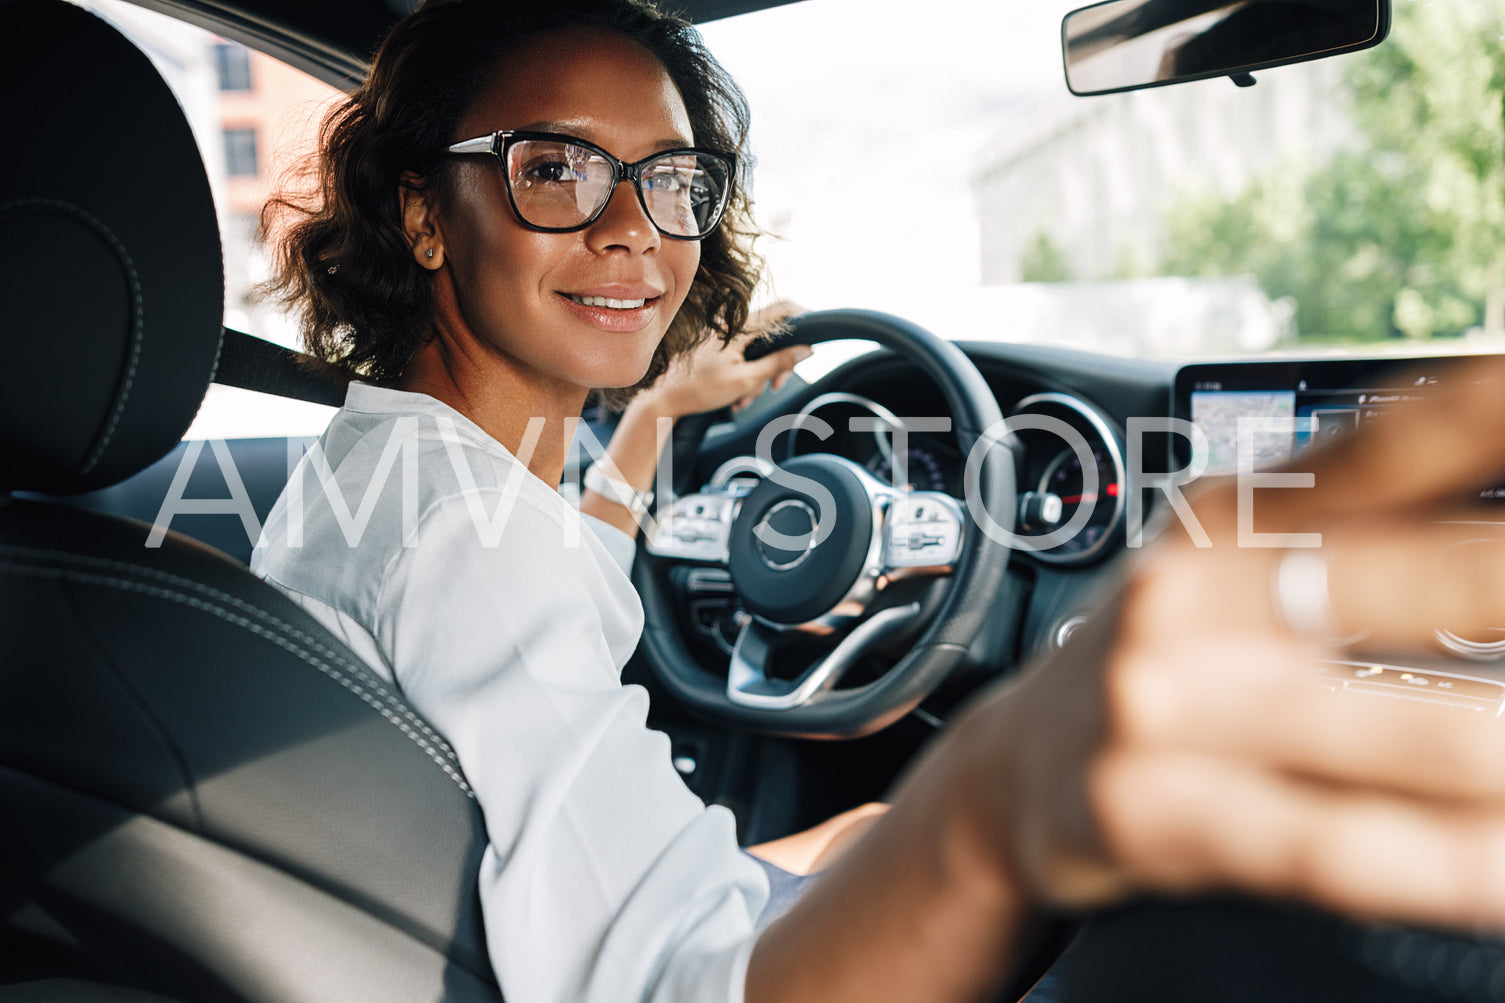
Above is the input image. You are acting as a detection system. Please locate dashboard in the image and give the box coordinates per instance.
[652,340,1505,682]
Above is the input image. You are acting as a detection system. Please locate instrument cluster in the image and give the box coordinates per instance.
[782,389,1129,566]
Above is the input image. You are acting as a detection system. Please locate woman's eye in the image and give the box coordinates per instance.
[519,159,577,185]
[642,167,692,193]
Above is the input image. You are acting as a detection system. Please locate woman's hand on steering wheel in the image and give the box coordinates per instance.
[631,301,810,420]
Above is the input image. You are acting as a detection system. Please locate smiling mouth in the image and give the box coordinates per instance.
[566,294,654,310]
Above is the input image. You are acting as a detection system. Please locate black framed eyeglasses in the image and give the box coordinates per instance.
[444,130,736,241]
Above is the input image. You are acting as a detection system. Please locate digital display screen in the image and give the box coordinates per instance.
[1187,381,1432,474]
[1174,357,1504,501]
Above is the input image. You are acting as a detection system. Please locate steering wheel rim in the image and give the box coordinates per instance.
[635,309,1017,739]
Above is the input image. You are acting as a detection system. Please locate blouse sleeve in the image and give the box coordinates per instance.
[374,490,768,1003]
[579,509,638,578]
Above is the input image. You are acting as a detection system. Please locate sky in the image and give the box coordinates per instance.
[696,0,1085,323]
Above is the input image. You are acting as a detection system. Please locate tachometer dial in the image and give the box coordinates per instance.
[1009,392,1128,566]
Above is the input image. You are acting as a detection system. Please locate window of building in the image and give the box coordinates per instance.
[223,127,259,177]
[213,42,252,91]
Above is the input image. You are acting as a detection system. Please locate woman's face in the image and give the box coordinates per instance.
[429,27,702,396]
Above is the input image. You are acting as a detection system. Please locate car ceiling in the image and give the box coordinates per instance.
[128,0,810,86]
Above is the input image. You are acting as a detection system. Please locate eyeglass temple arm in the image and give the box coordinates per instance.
[445,135,500,156]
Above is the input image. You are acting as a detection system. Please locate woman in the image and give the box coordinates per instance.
[253,0,1505,1000]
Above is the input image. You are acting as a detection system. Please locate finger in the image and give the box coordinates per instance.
[1110,630,1505,802]
[1093,749,1505,932]
[1263,356,1505,524]
[1140,507,1505,648]
[726,326,760,353]
[743,344,811,382]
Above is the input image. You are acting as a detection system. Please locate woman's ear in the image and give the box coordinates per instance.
[400,172,445,270]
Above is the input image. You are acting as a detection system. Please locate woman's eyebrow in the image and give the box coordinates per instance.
[516,120,696,152]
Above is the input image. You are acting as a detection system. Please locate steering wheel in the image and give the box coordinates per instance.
[634,309,1017,739]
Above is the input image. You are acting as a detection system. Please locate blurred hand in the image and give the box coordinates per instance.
[634,301,811,419]
[958,355,1505,932]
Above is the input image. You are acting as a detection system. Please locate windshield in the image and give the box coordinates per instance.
[700,0,1505,360]
[85,0,1505,370]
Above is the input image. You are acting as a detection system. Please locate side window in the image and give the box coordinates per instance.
[81,1,344,438]
[222,126,259,176]
[213,42,252,91]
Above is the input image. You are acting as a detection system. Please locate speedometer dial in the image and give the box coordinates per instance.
[866,445,948,493]
[1039,445,1123,559]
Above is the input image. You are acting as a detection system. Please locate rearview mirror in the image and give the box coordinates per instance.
[1062,0,1390,96]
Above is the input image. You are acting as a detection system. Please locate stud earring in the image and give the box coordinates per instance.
[424,248,434,259]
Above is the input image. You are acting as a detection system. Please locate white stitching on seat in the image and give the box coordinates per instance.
[5,556,474,796]
[0,549,474,798]
[0,544,462,769]
[0,199,145,478]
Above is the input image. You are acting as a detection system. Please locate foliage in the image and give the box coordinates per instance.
[1158,0,1505,343]
[1020,230,1074,283]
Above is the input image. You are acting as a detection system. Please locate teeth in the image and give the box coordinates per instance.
[571,295,647,309]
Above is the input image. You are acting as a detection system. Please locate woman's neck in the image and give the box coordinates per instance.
[398,334,587,489]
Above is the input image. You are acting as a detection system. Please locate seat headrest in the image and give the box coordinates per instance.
[0,0,224,495]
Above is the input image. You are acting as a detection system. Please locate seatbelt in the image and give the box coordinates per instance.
[214,327,351,407]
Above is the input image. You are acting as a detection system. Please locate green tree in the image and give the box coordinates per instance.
[1158,0,1505,343]
[1020,230,1074,283]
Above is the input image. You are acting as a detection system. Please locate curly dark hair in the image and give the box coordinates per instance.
[261,0,759,409]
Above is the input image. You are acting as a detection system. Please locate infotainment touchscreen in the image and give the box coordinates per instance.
[1173,357,1501,489]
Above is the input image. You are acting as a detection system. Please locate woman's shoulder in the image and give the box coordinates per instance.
[255,385,588,620]
[324,383,568,520]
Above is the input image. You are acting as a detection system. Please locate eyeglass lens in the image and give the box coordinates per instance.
[506,138,729,237]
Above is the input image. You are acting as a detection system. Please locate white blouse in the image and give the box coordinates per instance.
[251,383,768,1003]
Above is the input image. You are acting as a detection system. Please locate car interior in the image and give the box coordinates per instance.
[4,0,1504,999]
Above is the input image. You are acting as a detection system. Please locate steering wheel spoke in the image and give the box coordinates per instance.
[727,603,924,710]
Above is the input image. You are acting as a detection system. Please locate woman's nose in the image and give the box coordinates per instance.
[585,178,660,254]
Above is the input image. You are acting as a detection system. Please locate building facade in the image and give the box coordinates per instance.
[975,60,1352,286]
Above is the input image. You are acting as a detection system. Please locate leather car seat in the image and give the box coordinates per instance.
[0,2,500,999]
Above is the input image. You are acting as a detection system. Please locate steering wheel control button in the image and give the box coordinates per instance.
[647,492,738,562]
[884,492,964,569]
[754,499,820,570]
[727,455,877,626]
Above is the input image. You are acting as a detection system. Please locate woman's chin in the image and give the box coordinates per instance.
[583,369,650,394]
[579,357,658,394]
[551,339,661,398]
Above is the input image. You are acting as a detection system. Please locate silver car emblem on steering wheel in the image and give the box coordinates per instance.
[754,499,820,571]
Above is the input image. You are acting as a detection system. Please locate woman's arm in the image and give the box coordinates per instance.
[750,715,1029,1001]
